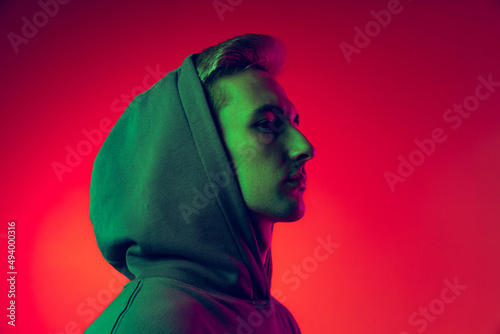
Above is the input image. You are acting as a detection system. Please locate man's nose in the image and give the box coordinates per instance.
[287,127,316,164]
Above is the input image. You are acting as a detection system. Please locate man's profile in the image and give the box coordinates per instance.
[85,33,315,333]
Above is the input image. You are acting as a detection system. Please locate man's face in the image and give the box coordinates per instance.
[215,70,316,223]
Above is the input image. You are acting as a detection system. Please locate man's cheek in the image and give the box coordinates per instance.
[236,143,258,163]
[226,144,257,182]
[256,131,274,145]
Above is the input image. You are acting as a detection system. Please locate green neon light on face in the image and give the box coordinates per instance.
[216,70,315,223]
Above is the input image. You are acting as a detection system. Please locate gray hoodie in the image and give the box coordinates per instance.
[85,54,301,334]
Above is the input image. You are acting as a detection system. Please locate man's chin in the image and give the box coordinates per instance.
[276,200,305,223]
[249,196,306,223]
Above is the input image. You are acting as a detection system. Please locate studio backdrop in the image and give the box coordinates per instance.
[1,0,500,333]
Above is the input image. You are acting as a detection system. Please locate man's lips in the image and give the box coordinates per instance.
[285,173,307,189]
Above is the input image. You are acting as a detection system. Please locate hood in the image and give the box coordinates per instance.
[89,54,272,302]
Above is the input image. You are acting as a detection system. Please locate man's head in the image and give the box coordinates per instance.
[196,34,315,223]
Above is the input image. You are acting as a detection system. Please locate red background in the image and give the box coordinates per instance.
[1,0,500,333]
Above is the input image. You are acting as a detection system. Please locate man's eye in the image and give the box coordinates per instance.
[256,118,284,133]
[257,119,273,130]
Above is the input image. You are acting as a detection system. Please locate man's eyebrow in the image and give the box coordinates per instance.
[253,104,285,115]
[253,104,299,124]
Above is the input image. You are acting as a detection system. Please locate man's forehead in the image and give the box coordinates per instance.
[218,70,298,118]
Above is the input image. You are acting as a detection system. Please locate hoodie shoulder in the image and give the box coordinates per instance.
[272,296,302,334]
[84,278,216,334]
[85,277,301,334]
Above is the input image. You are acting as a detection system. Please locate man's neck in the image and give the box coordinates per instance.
[251,216,274,265]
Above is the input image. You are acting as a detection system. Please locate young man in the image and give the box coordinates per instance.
[86,34,315,333]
